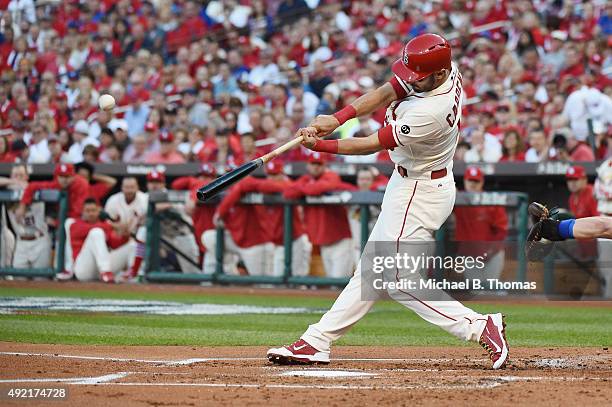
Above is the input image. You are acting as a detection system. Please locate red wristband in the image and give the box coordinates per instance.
[312,139,339,154]
[333,105,357,125]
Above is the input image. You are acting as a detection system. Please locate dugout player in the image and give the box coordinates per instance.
[104,176,148,278]
[143,170,200,274]
[171,164,218,255]
[74,162,117,204]
[566,165,599,218]
[255,160,311,277]
[0,164,51,269]
[453,166,508,283]
[17,163,89,219]
[203,174,273,276]
[283,153,354,278]
[268,33,509,369]
[61,198,131,283]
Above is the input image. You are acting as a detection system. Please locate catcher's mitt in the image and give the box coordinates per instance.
[525,202,564,261]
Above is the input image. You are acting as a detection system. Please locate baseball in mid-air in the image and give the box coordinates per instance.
[98,94,116,111]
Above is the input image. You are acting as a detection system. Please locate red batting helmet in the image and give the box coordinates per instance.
[392,33,452,83]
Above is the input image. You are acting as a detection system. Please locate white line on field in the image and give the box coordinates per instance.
[0,372,131,384]
[0,352,219,365]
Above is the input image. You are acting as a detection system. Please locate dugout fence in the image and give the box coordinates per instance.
[144,190,530,288]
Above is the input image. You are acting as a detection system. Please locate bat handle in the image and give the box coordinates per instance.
[260,136,305,164]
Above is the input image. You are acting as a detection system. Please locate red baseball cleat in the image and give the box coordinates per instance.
[267,339,330,365]
[100,271,115,284]
[479,313,509,369]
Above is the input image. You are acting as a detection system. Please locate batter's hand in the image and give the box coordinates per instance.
[309,114,340,137]
[298,128,321,150]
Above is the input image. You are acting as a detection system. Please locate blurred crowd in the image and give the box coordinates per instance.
[0,0,609,168]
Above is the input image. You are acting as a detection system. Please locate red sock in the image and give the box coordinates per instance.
[129,256,143,278]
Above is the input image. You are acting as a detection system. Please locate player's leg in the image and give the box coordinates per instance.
[1,209,15,268]
[31,235,52,269]
[383,177,507,368]
[320,238,354,278]
[173,234,200,273]
[236,244,268,276]
[73,228,114,282]
[202,229,238,274]
[11,239,30,269]
[109,243,133,273]
[268,175,411,363]
[59,218,76,278]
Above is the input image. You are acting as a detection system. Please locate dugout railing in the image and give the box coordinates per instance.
[0,189,68,278]
[144,190,530,288]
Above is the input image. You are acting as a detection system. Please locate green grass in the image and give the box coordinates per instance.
[0,285,610,347]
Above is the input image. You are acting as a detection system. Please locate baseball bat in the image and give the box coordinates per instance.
[196,135,305,202]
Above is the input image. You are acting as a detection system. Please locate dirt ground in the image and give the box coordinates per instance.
[0,343,609,406]
[1,281,611,406]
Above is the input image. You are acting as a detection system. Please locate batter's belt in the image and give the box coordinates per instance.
[397,165,447,180]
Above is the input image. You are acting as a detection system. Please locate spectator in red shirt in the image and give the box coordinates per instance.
[454,166,508,282]
[0,135,15,162]
[58,198,131,283]
[283,153,354,278]
[554,128,596,162]
[145,131,186,164]
[566,165,599,218]
[500,129,526,162]
[74,162,117,204]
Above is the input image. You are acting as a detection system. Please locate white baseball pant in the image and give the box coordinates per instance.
[321,238,354,278]
[202,229,273,276]
[12,235,52,269]
[272,235,312,277]
[301,170,489,352]
[72,227,131,281]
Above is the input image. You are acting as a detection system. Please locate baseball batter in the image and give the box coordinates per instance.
[267,33,509,369]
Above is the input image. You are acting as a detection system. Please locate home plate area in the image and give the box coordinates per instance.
[0,344,610,406]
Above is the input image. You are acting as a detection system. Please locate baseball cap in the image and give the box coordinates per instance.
[109,119,128,132]
[54,163,75,177]
[551,30,568,41]
[265,161,284,175]
[74,120,89,134]
[159,131,174,143]
[47,134,59,144]
[566,165,586,180]
[147,170,166,183]
[199,163,217,177]
[464,166,484,182]
[144,122,158,132]
[308,152,327,164]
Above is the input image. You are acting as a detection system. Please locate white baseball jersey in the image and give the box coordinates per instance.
[104,191,148,231]
[8,202,48,237]
[379,62,463,174]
